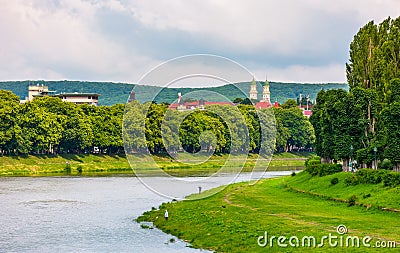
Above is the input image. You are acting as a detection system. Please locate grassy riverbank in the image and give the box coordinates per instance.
[0,154,131,176]
[0,152,310,176]
[285,171,400,211]
[138,171,400,252]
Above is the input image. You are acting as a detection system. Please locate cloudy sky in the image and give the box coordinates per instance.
[1,0,400,85]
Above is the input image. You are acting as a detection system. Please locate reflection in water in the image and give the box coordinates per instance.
[0,171,291,252]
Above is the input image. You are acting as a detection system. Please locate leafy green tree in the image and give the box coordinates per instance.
[274,107,314,151]
[0,90,20,154]
[233,97,244,104]
[275,118,290,152]
[18,101,64,154]
[91,104,124,154]
[280,99,298,109]
[205,105,248,153]
[381,102,400,170]
[144,103,168,153]
[161,108,182,153]
[240,98,253,105]
[179,111,227,153]
[123,101,148,153]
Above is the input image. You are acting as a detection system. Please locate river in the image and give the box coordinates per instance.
[0,171,292,252]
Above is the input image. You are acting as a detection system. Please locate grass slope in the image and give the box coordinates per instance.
[285,171,400,211]
[138,173,400,252]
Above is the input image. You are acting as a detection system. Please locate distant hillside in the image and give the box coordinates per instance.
[0,80,348,105]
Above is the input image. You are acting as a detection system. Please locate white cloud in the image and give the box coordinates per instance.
[126,0,400,55]
[0,0,398,83]
[0,0,158,82]
[254,64,346,83]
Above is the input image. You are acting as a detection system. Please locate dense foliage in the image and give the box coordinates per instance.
[0,90,124,155]
[345,168,400,187]
[304,156,342,177]
[311,16,400,171]
[123,101,314,155]
[0,88,314,155]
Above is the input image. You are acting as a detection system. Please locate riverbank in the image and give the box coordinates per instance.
[0,152,310,176]
[138,171,400,252]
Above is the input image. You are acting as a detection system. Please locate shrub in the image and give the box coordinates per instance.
[382,172,400,187]
[331,177,339,185]
[363,193,371,199]
[348,195,357,206]
[305,156,321,167]
[356,169,387,184]
[291,172,296,177]
[306,163,342,177]
[318,164,342,177]
[344,169,400,188]
[380,159,394,170]
[305,156,321,175]
[77,165,83,174]
[345,174,359,186]
[65,163,71,174]
[141,224,150,229]
[353,169,390,185]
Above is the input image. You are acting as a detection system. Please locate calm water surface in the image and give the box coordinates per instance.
[0,171,292,252]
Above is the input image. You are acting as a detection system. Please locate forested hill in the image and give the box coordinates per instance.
[0,80,347,105]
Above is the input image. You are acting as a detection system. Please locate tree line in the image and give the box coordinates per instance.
[123,100,314,155]
[0,91,124,155]
[311,17,400,171]
[0,90,314,156]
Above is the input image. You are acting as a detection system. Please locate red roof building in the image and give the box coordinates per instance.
[255,101,272,109]
[168,100,234,111]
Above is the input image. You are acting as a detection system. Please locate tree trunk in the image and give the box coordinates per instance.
[343,159,349,172]
[395,163,400,172]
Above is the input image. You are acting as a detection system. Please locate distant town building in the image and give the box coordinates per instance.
[27,84,52,101]
[169,92,233,111]
[249,77,258,100]
[21,84,100,106]
[169,77,276,111]
[298,94,313,118]
[54,92,100,106]
[255,78,272,109]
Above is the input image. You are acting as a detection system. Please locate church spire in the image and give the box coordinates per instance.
[261,74,270,103]
[249,76,258,100]
[264,75,269,86]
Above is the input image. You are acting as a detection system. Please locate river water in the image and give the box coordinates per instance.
[0,171,292,252]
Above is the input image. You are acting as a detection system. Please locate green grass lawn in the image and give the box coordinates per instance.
[0,152,309,176]
[285,171,400,211]
[138,173,400,252]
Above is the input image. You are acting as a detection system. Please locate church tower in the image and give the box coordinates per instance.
[249,77,258,100]
[261,76,270,103]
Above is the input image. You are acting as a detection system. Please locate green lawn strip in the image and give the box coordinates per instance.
[0,154,131,176]
[0,152,308,176]
[138,177,400,252]
[284,171,400,211]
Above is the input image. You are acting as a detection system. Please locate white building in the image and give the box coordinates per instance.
[21,84,100,106]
